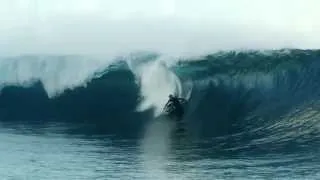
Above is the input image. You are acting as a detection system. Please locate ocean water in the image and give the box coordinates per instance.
[0,50,320,179]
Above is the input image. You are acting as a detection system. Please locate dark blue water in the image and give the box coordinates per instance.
[0,49,319,179]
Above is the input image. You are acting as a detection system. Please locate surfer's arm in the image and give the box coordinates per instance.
[164,101,172,107]
[178,98,187,103]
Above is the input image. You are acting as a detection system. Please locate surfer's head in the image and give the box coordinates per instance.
[169,94,174,99]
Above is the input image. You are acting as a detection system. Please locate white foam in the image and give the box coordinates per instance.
[0,56,113,98]
[128,56,183,116]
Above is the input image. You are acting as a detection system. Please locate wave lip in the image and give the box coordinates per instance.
[0,55,114,98]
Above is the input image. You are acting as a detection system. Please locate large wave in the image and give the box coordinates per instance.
[0,49,320,153]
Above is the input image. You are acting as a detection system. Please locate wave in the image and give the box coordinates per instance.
[0,49,320,153]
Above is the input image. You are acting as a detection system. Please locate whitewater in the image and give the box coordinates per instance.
[1,0,320,179]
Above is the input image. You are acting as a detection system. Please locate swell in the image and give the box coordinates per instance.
[177,49,320,154]
[0,49,320,153]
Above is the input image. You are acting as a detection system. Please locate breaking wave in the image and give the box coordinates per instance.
[0,49,320,153]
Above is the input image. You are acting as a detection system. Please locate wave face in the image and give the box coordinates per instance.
[1,49,320,153]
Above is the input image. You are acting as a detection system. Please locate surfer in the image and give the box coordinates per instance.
[164,94,187,119]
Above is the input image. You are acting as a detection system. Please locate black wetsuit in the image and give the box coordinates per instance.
[165,97,186,119]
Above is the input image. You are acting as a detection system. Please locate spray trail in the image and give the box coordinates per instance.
[128,57,183,116]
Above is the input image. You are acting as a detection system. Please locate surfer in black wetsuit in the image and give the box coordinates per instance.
[164,94,187,119]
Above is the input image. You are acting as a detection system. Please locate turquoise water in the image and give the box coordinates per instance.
[0,121,319,180]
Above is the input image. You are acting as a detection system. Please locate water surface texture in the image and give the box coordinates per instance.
[0,50,320,179]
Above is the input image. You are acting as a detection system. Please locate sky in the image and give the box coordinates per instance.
[0,0,319,56]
